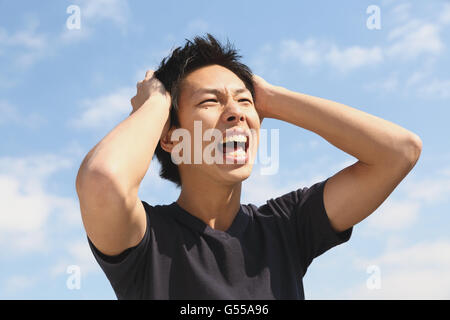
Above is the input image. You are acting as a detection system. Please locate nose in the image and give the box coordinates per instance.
[221,101,246,124]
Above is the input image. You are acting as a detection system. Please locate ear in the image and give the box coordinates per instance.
[160,125,177,153]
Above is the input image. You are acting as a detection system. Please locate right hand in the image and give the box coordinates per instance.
[130,70,171,116]
[130,70,172,139]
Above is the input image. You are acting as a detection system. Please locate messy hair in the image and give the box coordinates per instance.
[153,33,254,188]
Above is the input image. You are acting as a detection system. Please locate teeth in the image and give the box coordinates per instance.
[224,148,246,157]
[221,134,247,144]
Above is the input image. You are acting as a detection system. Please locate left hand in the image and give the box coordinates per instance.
[252,74,274,122]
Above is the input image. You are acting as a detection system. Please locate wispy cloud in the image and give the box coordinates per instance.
[348,239,450,299]
[0,18,49,68]
[51,240,100,278]
[280,38,324,67]
[386,21,443,60]
[403,176,450,204]
[364,2,449,98]
[257,1,449,97]
[0,100,47,129]
[365,200,421,231]
[0,0,131,72]
[359,166,450,235]
[79,0,130,28]
[60,0,131,43]
[417,78,450,99]
[364,72,399,93]
[326,45,383,73]
[0,154,76,253]
[280,39,383,73]
[69,87,134,129]
[438,3,450,25]
[1,275,38,297]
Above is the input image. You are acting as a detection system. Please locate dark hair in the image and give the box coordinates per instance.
[153,33,255,188]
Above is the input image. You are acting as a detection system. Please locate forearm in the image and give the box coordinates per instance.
[265,86,422,166]
[77,96,171,197]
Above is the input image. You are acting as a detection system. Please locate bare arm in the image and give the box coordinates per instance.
[253,76,422,232]
[75,71,171,255]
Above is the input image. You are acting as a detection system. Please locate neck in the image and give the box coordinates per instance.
[176,174,242,231]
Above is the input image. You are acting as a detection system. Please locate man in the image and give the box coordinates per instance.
[75,34,422,299]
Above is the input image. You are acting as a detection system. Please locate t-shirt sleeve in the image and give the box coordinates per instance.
[267,178,352,276]
[87,200,152,299]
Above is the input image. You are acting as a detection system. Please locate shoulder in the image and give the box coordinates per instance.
[141,200,177,222]
[243,179,328,219]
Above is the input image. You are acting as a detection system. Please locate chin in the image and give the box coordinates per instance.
[215,163,253,185]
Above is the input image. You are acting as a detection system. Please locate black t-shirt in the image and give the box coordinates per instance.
[88,178,352,299]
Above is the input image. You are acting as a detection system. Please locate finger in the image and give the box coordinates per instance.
[145,70,154,80]
[136,80,143,88]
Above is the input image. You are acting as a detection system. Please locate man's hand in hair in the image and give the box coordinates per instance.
[130,70,171,114]
[130,70,172,138]
[252,74,275,123]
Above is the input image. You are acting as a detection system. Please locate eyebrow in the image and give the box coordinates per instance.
[192,87,250,99]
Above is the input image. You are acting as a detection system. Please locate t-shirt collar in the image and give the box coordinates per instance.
[170,201,249,238]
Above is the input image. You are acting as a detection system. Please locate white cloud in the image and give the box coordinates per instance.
[0,18,49,68]
[0,175,50,233]
[365,200,421,231]
[279,38,383,73]
[387,20,443,60]
[51,240,100,277]
[390,3,411,23]
[78,0,130,28]
[0,154,77,253]
[403,177,450,203]
[273,3,448,80]
[69,87,134,129]
[326,45,383,73]
[417,78,450,99]
[280,39,323,67]
[406,71,426,87]
[1,275,38,296]
[439,3,450,25]
[0,100,47,128]
[359,171,450,235]
[58,0,131,46]
[364,73,399,93]
[242,172,291,206]
[1,0,131,70]
[348,239,450,299]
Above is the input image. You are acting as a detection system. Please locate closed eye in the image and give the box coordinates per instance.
[200,99,218,105]
[199,98,252,106]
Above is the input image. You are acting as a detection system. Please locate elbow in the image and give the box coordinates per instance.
[405,133,422,164]
[76,166,127,200]
[396,133,422,171]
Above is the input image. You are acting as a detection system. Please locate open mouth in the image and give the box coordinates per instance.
[216,130,250,164]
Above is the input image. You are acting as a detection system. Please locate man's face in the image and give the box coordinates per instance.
[171,64,261,186]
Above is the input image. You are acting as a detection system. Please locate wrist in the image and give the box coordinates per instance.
[144,94,172,109]
[260,84,284,119]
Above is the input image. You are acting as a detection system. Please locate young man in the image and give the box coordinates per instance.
[75,34,422,299]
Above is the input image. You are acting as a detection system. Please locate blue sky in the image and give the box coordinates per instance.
[1,0,450,299]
